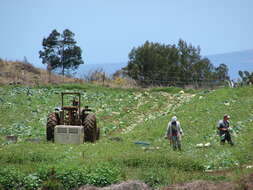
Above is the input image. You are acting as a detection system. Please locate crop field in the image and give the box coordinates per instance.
[0,84,253,189]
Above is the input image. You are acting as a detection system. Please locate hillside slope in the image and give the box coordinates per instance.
[0,84,252,189]
[0,60,77,85]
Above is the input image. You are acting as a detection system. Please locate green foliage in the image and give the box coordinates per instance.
[86,163,121,187]
[39,29,84,76]
[0,167,41,190]
[0,164,120,190]
[238,70,253,85]
[37,164,121,189]
[0,123,33,137]
[215,63,229,81]
[0,167,24,190]
[125,39,229,87]
[41,179,64,190]
[22,174,42,190]
[141,168,168,188]
[114,152,204,172]
[150,86,183,94]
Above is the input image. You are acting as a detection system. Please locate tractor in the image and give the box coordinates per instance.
[46,92,99,143]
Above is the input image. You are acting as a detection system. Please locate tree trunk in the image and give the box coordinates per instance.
[61,42,65,82]
[62,66,65,83]
[47,64,52,83]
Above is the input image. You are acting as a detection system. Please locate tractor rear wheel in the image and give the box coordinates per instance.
[83,113,98,142]
[46,112,59,141]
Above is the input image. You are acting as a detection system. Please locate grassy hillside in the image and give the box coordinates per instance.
[0,84,252,189]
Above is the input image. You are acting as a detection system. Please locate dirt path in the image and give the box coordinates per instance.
[121,91,195,134]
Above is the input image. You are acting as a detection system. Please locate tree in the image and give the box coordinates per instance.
[39,29,84,77]
[112,69,127,79]
[125,41,180,86]
[124,39,219,87]
[215,63,229,81]
[238,70,253,85]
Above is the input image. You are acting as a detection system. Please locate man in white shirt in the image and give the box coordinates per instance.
[166,116,183,151]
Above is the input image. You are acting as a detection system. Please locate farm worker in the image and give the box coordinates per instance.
[166,116,183,151]
[217,114,234,146]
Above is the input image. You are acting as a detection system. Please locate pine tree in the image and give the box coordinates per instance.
[39,29,84,77]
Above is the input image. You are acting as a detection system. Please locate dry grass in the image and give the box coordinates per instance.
[0,60,78,85]
[0,60,137,88]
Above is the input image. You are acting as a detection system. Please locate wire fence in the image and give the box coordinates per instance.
[81,70,233,89]
[0,61,243,89]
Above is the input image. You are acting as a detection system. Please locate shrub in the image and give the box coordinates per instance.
[87,163,121,186]
[141,168,167,188]
[0,167,24,189]
[41,179,64,190]
[22,174,42,190]
[55,168,89,190]
[37,164,121,189]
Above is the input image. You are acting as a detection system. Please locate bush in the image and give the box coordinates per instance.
[22,174,42,190]
[36,164,121,190]
[55,168,89,190]
[55,163,120,189]
[0,164,120,190]
[0,167,24,190]
[88,163,121,186]
[141,168,167,188]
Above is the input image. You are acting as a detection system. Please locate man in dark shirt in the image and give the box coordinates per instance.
[217,114,234,146]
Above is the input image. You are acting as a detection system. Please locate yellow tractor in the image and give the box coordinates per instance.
[46,92,99,144]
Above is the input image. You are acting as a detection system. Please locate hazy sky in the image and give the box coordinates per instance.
[0,0,252,68]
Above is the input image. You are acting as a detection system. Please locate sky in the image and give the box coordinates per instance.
[0,0,252,68]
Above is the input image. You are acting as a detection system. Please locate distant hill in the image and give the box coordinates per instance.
[77,49,253,80]
[77,62,127,77]
[207,49,253,80]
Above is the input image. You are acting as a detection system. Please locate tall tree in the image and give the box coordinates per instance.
[125,39,230,87]
[39,29,84,77]
[215,63,229,81]
[177,39,201,84]
[239,70,253,84]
